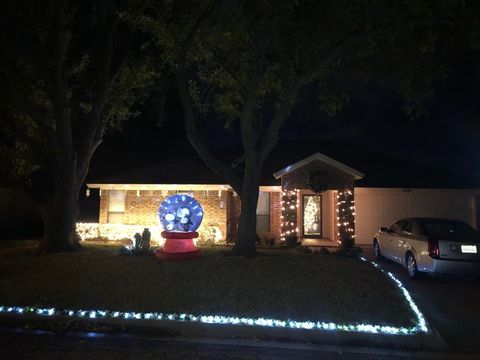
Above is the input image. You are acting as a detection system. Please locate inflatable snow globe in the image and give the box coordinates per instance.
[155,194,203,260]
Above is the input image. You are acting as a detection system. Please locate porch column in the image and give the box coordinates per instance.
[337,187,355,248]
[280,188,299,246]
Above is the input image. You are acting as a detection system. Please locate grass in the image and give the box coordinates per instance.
[0,240,416,327]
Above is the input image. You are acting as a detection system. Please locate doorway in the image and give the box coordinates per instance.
[302,194,322,237]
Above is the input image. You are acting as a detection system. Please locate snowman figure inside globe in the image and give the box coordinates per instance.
[158,194,203,234]
[156,194,204,260]
[176,206,193,231]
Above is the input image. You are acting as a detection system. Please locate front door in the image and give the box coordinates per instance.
[303,194,322,237]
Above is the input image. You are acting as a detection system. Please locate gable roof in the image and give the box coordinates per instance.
[273,152,364,180]
[89,157,226,185]
[87,141,480,189]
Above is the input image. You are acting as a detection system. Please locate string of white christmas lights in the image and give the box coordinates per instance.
[359,256,428,333]
[280,189,299,241]
[0,304,418,335]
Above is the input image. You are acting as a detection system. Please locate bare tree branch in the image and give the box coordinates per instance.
[239,31,272,162]
[175,9,243,195]
[259,30,376,165]
[177,59,243,194]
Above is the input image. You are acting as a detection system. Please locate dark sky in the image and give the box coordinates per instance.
[89,64,480,183]
[81,52,480,221]
[89,88,480,183]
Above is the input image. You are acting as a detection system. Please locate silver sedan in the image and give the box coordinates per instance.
[373,218,480,279]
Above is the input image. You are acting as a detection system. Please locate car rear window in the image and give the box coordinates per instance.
[422,220,480,243]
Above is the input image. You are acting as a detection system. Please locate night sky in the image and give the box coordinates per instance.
[88,51,480,183]
[79,41,480,223]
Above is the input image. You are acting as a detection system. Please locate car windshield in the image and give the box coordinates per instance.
[422,220,480,243]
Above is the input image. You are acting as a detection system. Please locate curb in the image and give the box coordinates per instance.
[0,311,445,352]
[171,336,476,360]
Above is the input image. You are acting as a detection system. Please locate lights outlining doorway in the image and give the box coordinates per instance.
[336,189,355,244]
[280,189,299,242]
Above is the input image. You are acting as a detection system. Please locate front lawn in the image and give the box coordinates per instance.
[0,241,416,327]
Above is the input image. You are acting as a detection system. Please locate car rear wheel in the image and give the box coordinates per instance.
[406,252,421,279]
[373,239,383,260]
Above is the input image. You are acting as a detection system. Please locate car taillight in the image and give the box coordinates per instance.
[428,238,440,258]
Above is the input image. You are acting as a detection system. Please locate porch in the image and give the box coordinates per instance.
[275,152,364,247]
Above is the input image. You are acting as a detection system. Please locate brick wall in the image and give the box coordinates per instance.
[200,191,228,240]
[226,190,282,244]
[99,191,108,224]
[280,160,357,243]
[282,160,355,190]
[99,189,229,241]
[333,190,339,242]
[269,192,281,240]
[124,190,159,225]
[97,188,285,244]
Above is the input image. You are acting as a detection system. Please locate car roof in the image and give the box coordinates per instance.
[402,217,466,224]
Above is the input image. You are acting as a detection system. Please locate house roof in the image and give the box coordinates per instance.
[273,152,364,180]
[88,141,480,189]
[89,157,227,185]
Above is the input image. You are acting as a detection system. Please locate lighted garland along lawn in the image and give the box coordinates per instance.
[0,241,416,327]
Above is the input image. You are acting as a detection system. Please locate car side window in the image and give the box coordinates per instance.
[402,221,413,234]
[389,221,404,234]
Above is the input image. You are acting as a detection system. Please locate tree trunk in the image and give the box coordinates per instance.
[40,154,79,253]
[232,164,260,256]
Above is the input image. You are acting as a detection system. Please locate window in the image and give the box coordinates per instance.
[108,190,126,224]
[421,220,480,243]
[389,221,404,234]
[402,220,413,234]
[303,195,322,237]
[256,192,270,232]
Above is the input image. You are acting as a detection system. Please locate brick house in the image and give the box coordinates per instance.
[82,147,480,246]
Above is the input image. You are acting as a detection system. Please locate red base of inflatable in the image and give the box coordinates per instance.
[156,231,201,261]
[155,248,202,261]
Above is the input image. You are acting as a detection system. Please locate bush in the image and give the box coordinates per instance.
[318,246,330,255]
[296,244,312,253]
[334,246,363,259]
[196,238,216,247]
[285,235,298,248]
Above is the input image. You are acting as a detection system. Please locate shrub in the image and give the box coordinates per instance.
[285,235,298,248]
[334,246,363,259]
[296,245,312,253]
[318,246,330,255]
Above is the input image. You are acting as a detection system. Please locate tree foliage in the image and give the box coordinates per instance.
[0,0,471,254]
[139,0,465,255]
[0,0,157,251]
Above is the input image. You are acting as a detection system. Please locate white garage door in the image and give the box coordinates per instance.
[354,188,479,245]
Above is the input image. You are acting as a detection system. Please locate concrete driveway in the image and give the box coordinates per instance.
[361,245,480,352]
